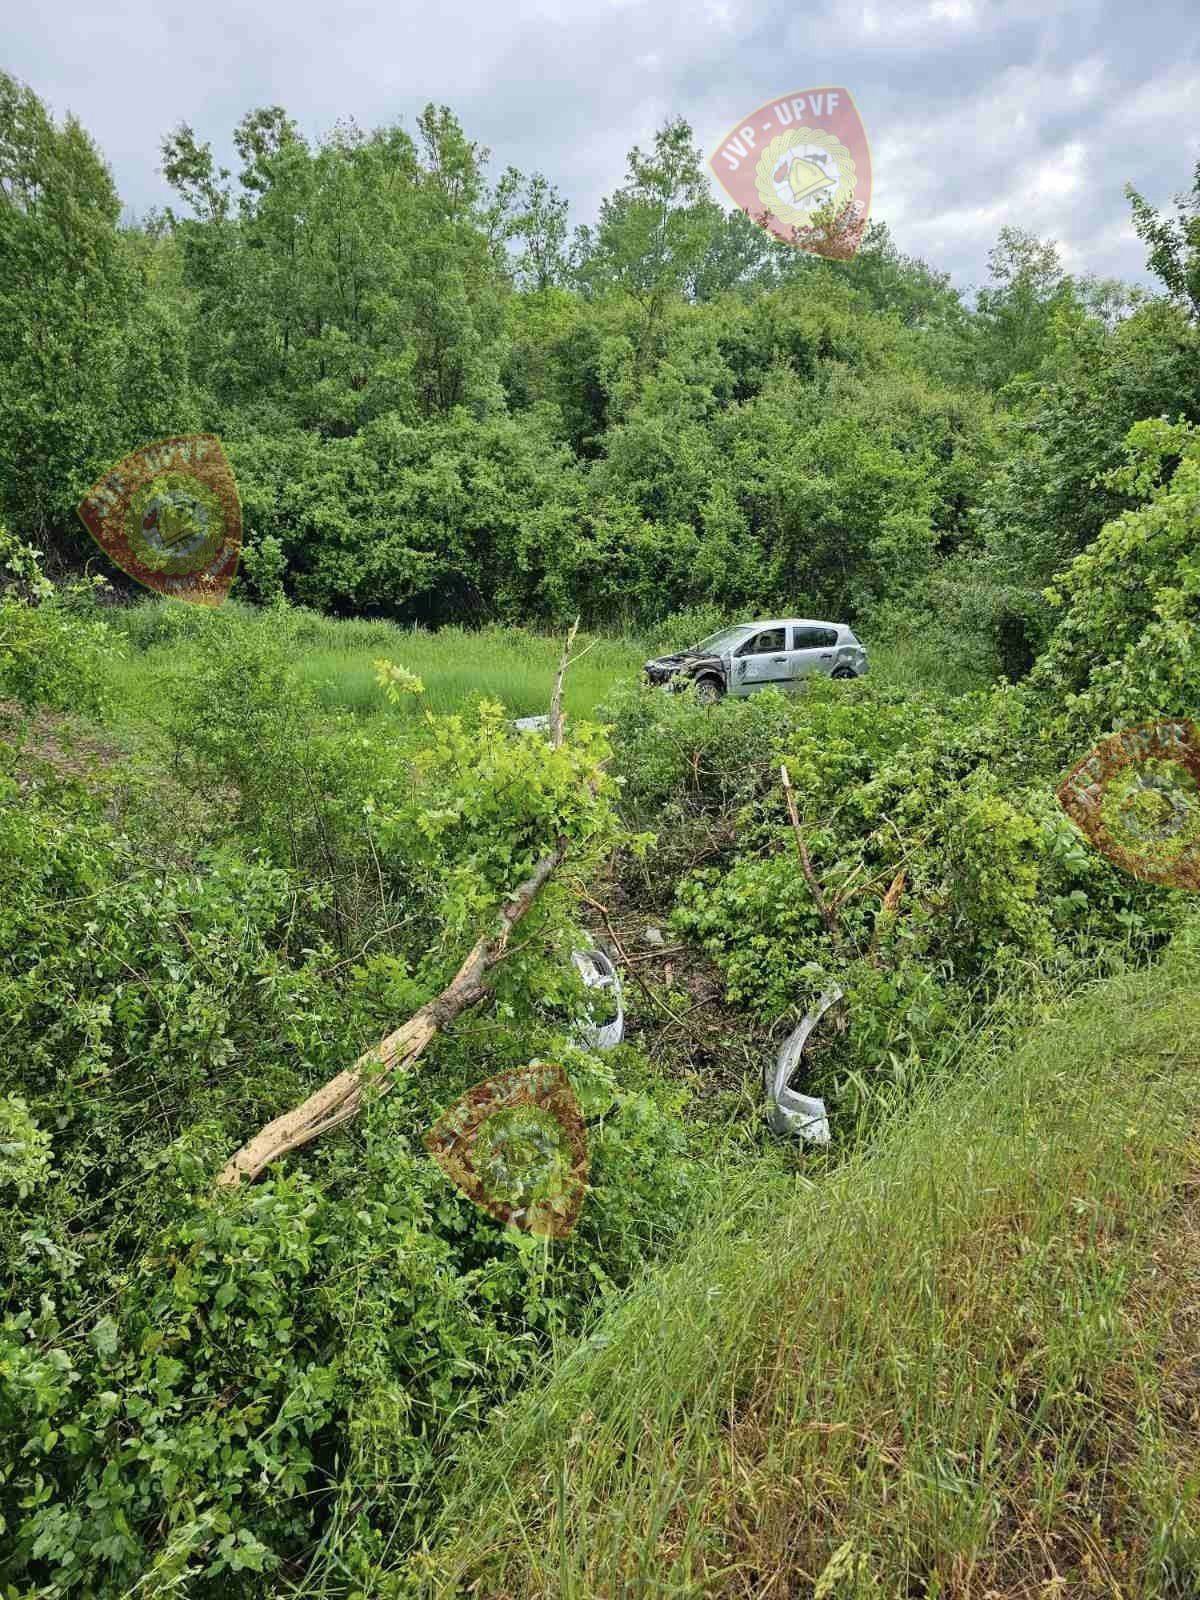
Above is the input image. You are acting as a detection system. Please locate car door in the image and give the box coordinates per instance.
[790,624,839,678]
[731,627,790,695]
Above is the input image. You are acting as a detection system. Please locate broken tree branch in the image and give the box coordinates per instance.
[216,842,568,1187]
[548,615,580,750]
[780,764,842,947]
[867,866,907,966]
[215,621,585,1189]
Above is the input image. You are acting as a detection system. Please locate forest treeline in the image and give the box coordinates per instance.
[4,70,1200,657]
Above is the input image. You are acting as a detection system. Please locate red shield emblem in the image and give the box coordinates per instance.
[1058,720,1200,890]
[425,1062,589,1240]
[76,435,241,605]
[709,87,872,259]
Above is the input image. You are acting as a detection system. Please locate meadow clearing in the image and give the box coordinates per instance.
[101,599,984,736]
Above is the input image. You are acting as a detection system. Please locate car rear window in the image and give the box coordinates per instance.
[793,626,838,649]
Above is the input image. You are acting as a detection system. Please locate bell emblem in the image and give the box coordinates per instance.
[780,154,835,205]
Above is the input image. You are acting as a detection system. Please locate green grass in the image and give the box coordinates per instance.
[291,626,645,720]
[424,920,1200,1597]
[103,603,646,727]
[861,630,989,699]
[101,599,988,737]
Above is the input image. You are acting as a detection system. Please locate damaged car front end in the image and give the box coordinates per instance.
[643,649,727,692]
[643,623,757,699]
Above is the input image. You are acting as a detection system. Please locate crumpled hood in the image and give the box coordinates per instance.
[644,650,721,677]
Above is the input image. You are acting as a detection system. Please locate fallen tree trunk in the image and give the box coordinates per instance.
[216,842,567,1186]
[216,622,585,1189]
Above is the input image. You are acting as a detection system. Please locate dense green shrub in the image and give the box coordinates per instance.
[0,604,732,1594]
[0,529,121,717]
[1,551,1194,1592]
[0,737,716,1596]
[649,674,1188,1093]
[0,1095,52,1198]
[1030,417,1200,748]
[603,677,804,819]
[641,603,729,656]
[975,298,1200,602]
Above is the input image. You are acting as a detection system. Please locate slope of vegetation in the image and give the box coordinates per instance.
[1,463,1197,1591]
[429,919,1200,1598]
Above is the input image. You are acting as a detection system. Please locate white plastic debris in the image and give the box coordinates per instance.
[641,926,665,946]
[570,945,625,1051]
[511,714,551,735]
[764,985,842,1143]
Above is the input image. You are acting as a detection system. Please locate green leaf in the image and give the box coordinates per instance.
[91,1316,118,1358]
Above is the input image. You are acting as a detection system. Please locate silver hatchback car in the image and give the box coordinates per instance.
[644,619,868,702]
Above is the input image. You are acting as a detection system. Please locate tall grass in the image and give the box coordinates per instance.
[425,921,1200,1597]
[102,599,988,734]
[104,602,647,724]
[291,626,645,720]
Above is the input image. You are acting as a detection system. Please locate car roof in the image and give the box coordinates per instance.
[744,618,846,630]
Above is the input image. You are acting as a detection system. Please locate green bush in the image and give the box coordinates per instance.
[660,673,1186,1087]
[1031,417,1200,748]
[0,528,122,717]
[0,605,732,1593]
[641,603,729,655]
[0,731,714,1594]
[0,1095,52,1198]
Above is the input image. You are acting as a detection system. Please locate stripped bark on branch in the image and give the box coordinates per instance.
[548,615,580,749]
[780,764,842,946]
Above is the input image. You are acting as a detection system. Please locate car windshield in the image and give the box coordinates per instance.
[689,624,757,655]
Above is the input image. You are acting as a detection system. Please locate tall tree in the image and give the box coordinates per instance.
[1126,161,1200,320]
[161,103,508,432]
[974,291,1200,659]
[972,227,1078,390]
[0,73,190,544]
[574,119,722,369]
[510,172,569,291]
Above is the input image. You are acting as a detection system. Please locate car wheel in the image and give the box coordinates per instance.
[694,675,724,704]
[832,666,857,680]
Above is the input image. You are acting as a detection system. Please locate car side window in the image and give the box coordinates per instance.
[736,627,786,656]
[792,625,839,649]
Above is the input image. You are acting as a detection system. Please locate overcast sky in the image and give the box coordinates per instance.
[7,0,1200,294]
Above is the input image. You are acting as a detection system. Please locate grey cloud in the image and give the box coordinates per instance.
[6,0,1198,291]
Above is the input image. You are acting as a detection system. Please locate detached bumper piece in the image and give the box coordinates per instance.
[765,985,842,1142]
[571,945,625,1051]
